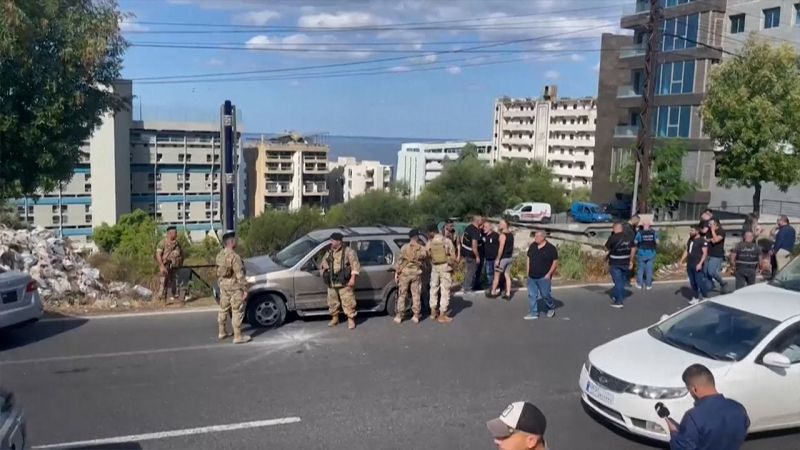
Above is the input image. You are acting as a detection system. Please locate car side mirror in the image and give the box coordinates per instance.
[659,314,669,322]
[762,352,792,369]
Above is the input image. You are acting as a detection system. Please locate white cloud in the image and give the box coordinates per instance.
[234,9,280,26]
[389,66,411,72]
[545,70,560,80]
[290,80,301,86]
[447,66,462,75]
[207,58,224,65]
[245,33,373,59]
[569,53,584,62]
[298,11,388,28]
[119,17,149,32]
[245,35,274,49]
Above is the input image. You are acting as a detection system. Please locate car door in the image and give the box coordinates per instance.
[519,204,533,221]
[349,239,395,308]
[293,243,331,311]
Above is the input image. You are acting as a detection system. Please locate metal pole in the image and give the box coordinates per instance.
[635,0,662,214]
[631,161,641,218]
[221,100,235,233]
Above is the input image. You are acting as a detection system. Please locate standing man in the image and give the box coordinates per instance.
[461,215,483,293]
[667,364,749,450]
[698,209,714,237]
[482,221,500,295]
[395,229,427,324]
[156,225,184,304]
[443,219,460,260]
[705,219,727,292]
[771,215,796,273]
[525,231,558,320]
[623,214,640,241]
[634,219,659,290]
[215,232,251,344]
[427,224,456,324]
[320,232,360,330]
[486,401,548,450]
[730,230,760,290]
[681,226,709,304]
[606,222,635,308]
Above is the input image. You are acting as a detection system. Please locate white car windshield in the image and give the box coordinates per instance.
[770,255,800,292]
[273,236,319,268]
[648,302,779,362]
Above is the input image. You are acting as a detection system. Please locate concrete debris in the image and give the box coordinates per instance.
[0,226,148,302]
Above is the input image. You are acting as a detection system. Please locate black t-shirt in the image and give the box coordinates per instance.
[502,232,514,258]
[699,218,714,238]
[461,224,482,259]
[687,236,708,267]
[708,228,726,258]
[606,233,633,266]
[622,222,636,242]
[527,242,559,279]
[483,231,500,260]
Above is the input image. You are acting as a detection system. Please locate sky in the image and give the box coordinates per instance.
[119,0,628,139]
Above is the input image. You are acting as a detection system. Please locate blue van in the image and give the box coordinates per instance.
[571,202,612,223]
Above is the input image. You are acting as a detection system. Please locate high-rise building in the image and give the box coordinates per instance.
[329,157,393,202]
[396,141,494,198]
[244,133,329,214]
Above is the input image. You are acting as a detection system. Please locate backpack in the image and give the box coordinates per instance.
[430,240,448,265]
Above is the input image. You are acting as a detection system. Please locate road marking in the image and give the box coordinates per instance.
[32,417,302,449]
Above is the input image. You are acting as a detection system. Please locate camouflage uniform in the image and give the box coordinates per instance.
[156,237,184,302]
[215,247,249,342]
[426,234,455,317]
[395,241,428,320]
[320,246,361,321]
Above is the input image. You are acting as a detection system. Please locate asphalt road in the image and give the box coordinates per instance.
[1,281,797,450]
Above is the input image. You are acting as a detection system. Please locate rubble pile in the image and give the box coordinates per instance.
[0,226,152,302]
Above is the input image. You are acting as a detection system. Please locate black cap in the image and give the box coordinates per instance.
[330,232,344,241]
[166,225,177,232]
[487,402,547,438]
[408,229,421,238]
[222,231,235,241]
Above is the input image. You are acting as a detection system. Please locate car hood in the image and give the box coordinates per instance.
[244,255,284,276]
[589,329,731,387]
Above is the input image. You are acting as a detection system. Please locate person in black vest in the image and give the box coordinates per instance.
[634,219,659,290]
[461,215,484,293]
[482,222,500,295]
[730,230,760,290]
[605,222,635,308]
[681,226,709,304]
[490,219,515,300]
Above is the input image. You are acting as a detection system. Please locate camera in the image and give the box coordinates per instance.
[655,402,671,418]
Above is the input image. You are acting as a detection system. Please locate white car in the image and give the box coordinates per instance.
[504,202,552,223]
[579,258,800,442]
[0,268,43,330]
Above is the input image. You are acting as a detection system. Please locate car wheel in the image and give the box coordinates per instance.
[246,293,287,328]
[385,289,400,316]
[511,215,521,222]
[385,288,425,316]
[542,217,551,224]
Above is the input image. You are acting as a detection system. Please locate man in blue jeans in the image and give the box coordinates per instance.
[524,231,559,320]
[634,220,659,290]
[681,226,709,304]
[606,222,635,308]
[705,219,727,292]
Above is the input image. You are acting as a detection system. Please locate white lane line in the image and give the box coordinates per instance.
[32,417,302,449]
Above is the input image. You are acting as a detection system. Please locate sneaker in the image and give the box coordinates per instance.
[502,292,512,301]
[545,309,556,318]
[635,283,643,290]
[523,314,539,320]
[646,285,653,291]
[688,298,700,305]
[610,303,624,309]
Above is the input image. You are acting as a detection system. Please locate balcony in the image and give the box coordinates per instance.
[303,155,327,163]
[619,43,646,59]
[266,183,293,196]
[266,163,293,174]
[265,153,293,162]
[303,163,327,173]
[617,85,641,98]
[303,183,328,195]
[614,125,640,138]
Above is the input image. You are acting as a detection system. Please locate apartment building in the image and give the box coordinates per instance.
[244,133,329,214]
[593,0,800,217]
[329,157,393,202]
[396,141,493,198]
[492,85,597,190]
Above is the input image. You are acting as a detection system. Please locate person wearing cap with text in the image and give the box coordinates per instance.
[320,232,360,330]
[215,232,251,344]
[394,229,428,324]
[487,401,548,450]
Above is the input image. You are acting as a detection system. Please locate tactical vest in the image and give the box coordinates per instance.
[638,230,657,250]
[430,240,448,265]
[609,237,632,263]
[324,249,351,287]
[735,242,760,267]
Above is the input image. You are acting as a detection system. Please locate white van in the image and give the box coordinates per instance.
[504,202,552,223]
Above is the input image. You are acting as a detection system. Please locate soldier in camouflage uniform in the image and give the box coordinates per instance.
[320,232,361,330]
[156,226,184,304]
[215,232,251,344]
[426,224,455,324]
[394,229,428,324]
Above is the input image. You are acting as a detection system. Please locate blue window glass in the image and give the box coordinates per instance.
[730,14,745,33]
[662,14,699,51]
[663,0,695,7]
[687,13,699,47]
[656,106,691,137]
[679,106,691,136]
[764,7,781,29]
[682,61,695,93]
[656,61,695,94]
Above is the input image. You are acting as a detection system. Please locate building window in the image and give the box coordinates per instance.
[730,14,745,33]
[796,4,800,26]
[657,60,695,94]
[178,154,184,162]
[85,205,91,213]
[664,0,695,6]
[148,173,155,181]
[610,148,633,180]
[764,7,781,29]
[662,13,699,51]
[85,214,92,223]
[84,184,91,193]
[51,215,60,224]
[656,105,691,138]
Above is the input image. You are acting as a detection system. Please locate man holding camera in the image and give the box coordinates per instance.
[663,364,749,450]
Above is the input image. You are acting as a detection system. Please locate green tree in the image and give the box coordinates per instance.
[325,190,415,227]
[238,207,325,257]
[701,36,800,214]
[612,160,636,192]
[0,0,126,200]
[568,187,592,203]
[92,210,161,278]
[649,140,695,210]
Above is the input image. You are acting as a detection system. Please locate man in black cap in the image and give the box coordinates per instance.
[394,229,428,323]
[487,401,548,450]
[320,232,361,330]
[156,225,184,304]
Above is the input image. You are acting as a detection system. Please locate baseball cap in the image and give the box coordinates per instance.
[487,402,547,439]
[330,232,344,241]
[408,229,420,238]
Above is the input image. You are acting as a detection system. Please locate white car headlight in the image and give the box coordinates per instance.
[626,384,688,400]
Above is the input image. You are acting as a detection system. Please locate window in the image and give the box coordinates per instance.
[730,14,745,34]
[657,61,695,94]
[764,7,781,29]
[662,13,699,51]
[764,325,800,364]
[350,240,394,266]
[85,214,92,223]
[796,4,800,26]
[633,68,644,93]
[663,0,695,7]
[656,105,691,138]
[610,147,634,180]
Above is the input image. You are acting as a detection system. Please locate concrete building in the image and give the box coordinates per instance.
[396,141,494,198]
[493,86,597,190]
[244,133,329,214]
[592,0,800,217]
[329,157,392,202]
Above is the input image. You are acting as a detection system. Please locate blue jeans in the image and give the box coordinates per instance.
[484,259,496,289]
[687,267,709,299]
[610,265,628,304]
[705,256,725,290]
[637,254,655,288]
[527,277,554,315]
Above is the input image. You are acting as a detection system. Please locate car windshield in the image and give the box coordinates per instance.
[586,205,601,213]
[272,236,319,268]
[511,203,523,211]
[648,302,779,361]
[770,255,800,292]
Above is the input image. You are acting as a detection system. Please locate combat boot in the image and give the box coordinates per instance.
[393,315,403,324]
[347,318,356,330]
[430,310,438,321]
[411,315,421,324]
[233,329,251,344]
[437,313,453,324]
[328,316,340,327]
[218,324,232,340]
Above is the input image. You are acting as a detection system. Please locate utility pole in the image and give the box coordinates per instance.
[635,0,662,215]
[220,100,237,233]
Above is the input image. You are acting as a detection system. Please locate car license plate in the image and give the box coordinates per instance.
[1,291,18,304]
[586,380,615,406]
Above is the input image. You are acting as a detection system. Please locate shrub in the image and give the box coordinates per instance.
[238,207,325,257]
[326,190,415,227]
[655,229,684,272]
[556,242,586,280]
